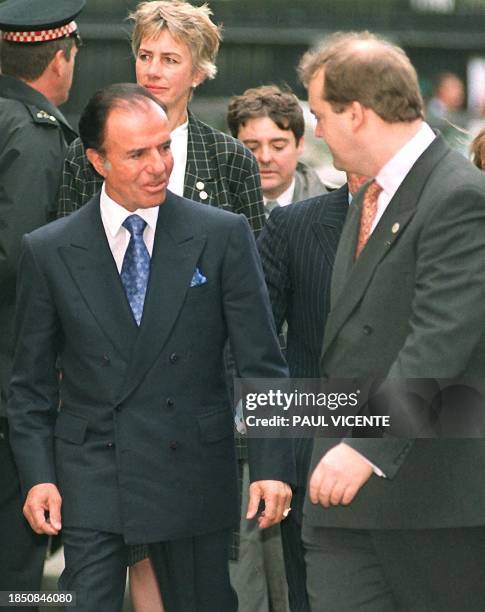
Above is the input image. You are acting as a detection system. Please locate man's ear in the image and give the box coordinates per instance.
[50,49,68,77]
[349,101,365,131]
[86,148,109,178]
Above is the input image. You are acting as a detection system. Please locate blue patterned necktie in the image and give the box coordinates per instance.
[120,214,150,325]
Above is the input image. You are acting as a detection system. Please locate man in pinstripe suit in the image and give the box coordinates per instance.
[257,174,365,612]
[227,85,329,612]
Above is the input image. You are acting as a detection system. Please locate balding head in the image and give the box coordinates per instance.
[299,31,423,124]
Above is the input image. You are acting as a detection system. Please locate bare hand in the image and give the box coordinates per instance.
[23,483,62,535]
[309,443,373,508]
[246,479,292,529]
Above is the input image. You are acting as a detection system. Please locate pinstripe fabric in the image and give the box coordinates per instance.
[257,186,349,611]
[258,185,349,378]
[56,111,265,235]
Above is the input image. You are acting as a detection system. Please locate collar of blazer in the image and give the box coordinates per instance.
[58,191,207,400]
[322,135,450,357]
[310,184,349,265]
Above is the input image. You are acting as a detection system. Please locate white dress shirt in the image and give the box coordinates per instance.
[263,178,296,209]
[167,119,188,197]
[371,122,436,232]
[100,184,159,273]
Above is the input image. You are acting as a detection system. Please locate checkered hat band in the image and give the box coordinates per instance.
[2,20,77,43]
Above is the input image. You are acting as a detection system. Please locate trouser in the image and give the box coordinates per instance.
[303,524,485,612]
[59,525,237,612]
[0,418,47,612]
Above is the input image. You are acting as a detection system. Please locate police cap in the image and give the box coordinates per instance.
[0,0,85,43]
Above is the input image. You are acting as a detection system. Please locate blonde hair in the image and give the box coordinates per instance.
[129,1,222,80]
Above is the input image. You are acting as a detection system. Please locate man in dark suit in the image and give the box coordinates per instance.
[7,84,294,612]
[257,183,349,612]
[298,32,485,611]
[227,83,329,612]
[257,175,369,611]
[0,0,84,605]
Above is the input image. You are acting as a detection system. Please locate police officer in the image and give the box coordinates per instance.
[0,1,85,607]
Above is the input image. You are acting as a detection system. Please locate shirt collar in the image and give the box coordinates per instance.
[376,122,435,199]
[100,183,159,237]
[171,119,188,137]
[263,178,296,208]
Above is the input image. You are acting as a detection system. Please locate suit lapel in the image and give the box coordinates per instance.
[311,185,349,266]
[184,112,214,201]
[323,136,450,355]
[117,193,206,403]
[58,196,137,360]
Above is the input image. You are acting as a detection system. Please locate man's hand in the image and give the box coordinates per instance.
[309,443,373,508]
[246,479,292,529]
[23,483,62,535]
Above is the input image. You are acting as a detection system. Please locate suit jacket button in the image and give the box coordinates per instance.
[107,441,115,449]
[363,325,373,335]
[169,353,179,364]
[166,398,175,408]
[169,440,179,450]
[102,354,111,365]
[115,404,122,412]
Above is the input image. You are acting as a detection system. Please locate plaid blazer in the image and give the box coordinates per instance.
[56,111,265,235]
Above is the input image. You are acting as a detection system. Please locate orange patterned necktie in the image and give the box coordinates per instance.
[355,180,383,259]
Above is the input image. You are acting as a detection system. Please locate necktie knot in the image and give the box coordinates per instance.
[265,200,279,218]
[123,214,147,237]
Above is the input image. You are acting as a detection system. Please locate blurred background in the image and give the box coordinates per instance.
[54,0,485,181]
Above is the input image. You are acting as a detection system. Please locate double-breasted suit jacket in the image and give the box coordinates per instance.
[8,192,295,545]
[56,112,265,234]
[305,136,485,531]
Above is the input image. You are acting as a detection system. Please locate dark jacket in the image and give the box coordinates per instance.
[307,136,485,530]
[0,75,76,418]
[7,192,295,543]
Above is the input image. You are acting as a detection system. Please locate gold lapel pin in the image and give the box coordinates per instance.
[391,222,400,234]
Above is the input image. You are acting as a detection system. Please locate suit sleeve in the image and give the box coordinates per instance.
[221,214,296,485]
[0,122,64,287]
[7,235,61,495]
[346,181,485,477]
[257,207,291,332]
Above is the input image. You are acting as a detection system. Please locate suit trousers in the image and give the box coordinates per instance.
[149,528,237,612]
[59,526,236,612]
[0,419,47,612]
[280,438,313,612]
[280,500,310,612]
[303,524,485,612]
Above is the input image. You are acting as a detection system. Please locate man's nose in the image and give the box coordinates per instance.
[257,145,272,165]
[147,149,171,174]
